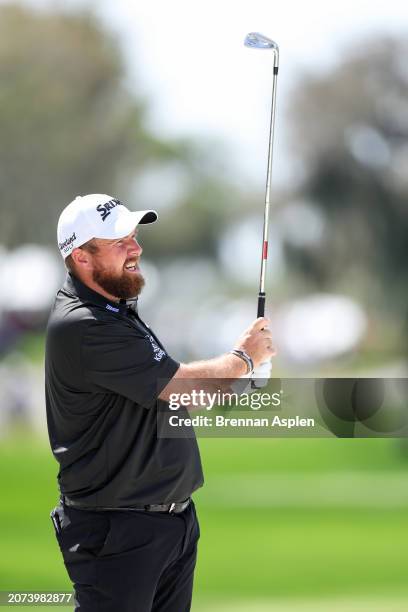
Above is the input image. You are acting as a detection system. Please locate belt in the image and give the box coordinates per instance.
[61,495,191,514]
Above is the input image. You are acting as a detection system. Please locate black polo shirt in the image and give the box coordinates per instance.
[45,273,203,507]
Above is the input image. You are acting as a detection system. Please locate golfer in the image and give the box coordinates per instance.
[46,194,274,612]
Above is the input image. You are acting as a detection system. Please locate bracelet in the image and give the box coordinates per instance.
[229,349,254,375]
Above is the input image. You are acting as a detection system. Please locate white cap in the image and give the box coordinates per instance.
[57,194,157,259]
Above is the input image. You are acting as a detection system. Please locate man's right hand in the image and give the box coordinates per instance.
[159,317,277,402]
[233,317,276,369]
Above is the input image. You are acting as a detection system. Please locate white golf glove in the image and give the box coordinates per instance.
[231,359,272,394]
[251,359,272,389]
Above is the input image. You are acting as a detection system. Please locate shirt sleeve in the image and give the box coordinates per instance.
[81,320,179,406]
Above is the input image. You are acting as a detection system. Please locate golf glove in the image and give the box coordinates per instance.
[251,359,272,389]
[231,359,272,394]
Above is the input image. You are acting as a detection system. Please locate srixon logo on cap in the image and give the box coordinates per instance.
[59,232,76,254]
[96,198,123,222]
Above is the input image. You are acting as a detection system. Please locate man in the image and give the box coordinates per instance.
[46,193,275,612]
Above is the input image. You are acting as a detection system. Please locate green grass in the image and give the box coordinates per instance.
[13,332,46,364]
[1,433,408,610]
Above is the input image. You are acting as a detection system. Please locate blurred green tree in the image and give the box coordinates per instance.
[0,4,152,245]
[286,37,408,312]
[0,3,232,254]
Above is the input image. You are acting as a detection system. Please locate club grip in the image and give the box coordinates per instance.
[257,293,266,318]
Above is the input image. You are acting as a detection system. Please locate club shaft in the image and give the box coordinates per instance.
[257,60,278,317]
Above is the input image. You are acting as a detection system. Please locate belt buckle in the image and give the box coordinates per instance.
[169,502,176,513]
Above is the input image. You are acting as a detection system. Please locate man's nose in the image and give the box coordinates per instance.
[128,238,142,257]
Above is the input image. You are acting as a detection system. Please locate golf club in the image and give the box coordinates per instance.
[244,32,279,319]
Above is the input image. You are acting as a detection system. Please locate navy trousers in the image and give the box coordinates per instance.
[50,500,200,611]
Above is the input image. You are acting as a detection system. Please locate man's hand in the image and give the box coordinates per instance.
[159,317,276,402]
[233,317,276,369]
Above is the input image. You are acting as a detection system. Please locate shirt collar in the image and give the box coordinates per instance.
[63,273,138,316]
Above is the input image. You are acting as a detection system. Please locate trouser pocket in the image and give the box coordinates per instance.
[51,505,111,558]
[50,506,63,536]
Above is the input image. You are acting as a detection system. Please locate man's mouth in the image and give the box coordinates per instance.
[124,261,140,273]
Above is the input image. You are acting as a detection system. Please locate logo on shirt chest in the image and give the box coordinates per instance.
[106,303,120,313]
[146,334,166,362]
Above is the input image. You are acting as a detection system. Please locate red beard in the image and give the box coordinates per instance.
[92,264,145,300]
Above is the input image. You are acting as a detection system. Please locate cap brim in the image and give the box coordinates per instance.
[104,209,158,240]
[138,210,158,224]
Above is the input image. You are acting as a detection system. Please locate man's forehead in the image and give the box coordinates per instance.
[94,228,138,245]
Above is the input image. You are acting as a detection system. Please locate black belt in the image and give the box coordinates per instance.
[61,495,191,514]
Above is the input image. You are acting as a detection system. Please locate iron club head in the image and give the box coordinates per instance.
[244,32,279,51]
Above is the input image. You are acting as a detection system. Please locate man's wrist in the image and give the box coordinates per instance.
[229,349,254,375]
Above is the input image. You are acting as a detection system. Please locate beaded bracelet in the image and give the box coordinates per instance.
[229,349,254,375]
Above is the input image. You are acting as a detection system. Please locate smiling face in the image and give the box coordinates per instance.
[70,228,145,300]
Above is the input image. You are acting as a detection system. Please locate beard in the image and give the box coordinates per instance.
[92,262,145,300]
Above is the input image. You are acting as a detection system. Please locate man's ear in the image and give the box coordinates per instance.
[71,247,92,270]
